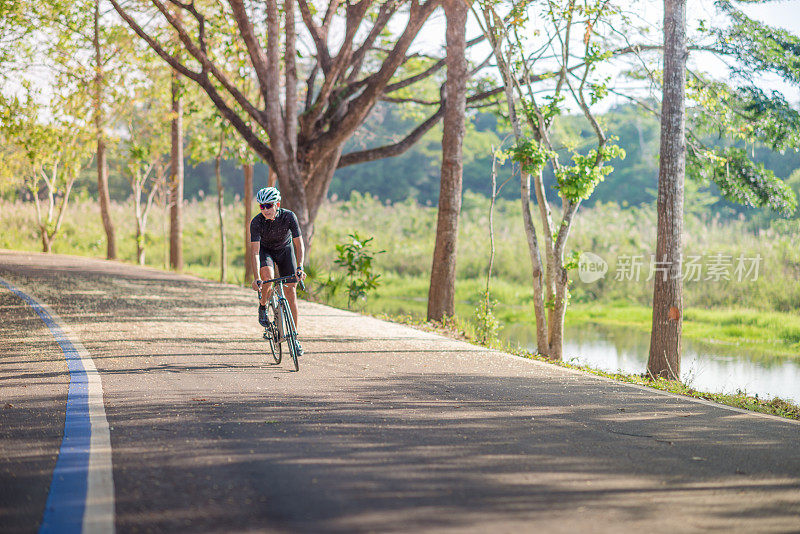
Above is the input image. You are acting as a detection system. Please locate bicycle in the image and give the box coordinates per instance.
[258,274,304,371]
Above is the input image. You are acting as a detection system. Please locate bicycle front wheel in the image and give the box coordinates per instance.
[266,303,281,364]
[279,299,300,371]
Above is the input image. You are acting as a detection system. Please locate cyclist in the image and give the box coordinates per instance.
[249,187,307,345]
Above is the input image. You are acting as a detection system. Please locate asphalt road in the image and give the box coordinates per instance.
[1,250,799,533]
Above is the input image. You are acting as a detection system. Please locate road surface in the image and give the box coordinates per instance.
[1,250,799,533]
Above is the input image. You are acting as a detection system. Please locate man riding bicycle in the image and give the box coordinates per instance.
[249,187,307,344]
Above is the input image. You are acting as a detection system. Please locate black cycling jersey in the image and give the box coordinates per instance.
[250,209,301,251]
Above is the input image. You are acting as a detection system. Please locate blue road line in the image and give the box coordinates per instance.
[0,279,91,534]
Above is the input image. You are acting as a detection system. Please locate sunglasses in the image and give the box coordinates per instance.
[259,202,275,210]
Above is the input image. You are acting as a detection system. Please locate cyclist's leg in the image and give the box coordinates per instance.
[258,249,277,327]
[258,248,276,306]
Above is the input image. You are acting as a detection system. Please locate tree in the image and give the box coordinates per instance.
[125,145,168,266]
[120,63,172,266]
[647,0,686,380]
[93,0,118,260]
[22,0,142,259]
[428,0,471,321]
[188,113,239,282]
[0,93,93,253]
[109,0,500,248]
[242,157,256,284]
[169,63,185,270]
[213,127,227,282]
[475,0,626,360]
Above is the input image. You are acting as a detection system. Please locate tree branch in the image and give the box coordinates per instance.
[381,96,440,105]
[384,57,446,93]
[117,0,268,132]
[314,0,442,157]
[346,0,402,83]
[108,0,201,81]
[338,105,445,168]
[300,0,371,137]
[228,0,272,110]
[298,0,332,72]
[383,35,486,94]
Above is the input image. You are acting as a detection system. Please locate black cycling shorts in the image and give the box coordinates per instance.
[259,244,298,282]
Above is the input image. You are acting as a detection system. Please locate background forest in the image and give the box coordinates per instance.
[9,103,799,221]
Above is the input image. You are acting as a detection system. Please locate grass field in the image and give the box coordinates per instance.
[2,192,799,359]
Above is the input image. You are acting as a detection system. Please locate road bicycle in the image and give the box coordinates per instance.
[258,274,303,371]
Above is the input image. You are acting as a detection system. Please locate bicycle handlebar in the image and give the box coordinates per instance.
[258,274,306,291]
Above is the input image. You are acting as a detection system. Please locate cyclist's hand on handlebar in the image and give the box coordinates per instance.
[252,279,262,291]
[296,268,307,281]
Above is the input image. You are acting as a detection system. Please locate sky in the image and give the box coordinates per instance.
[8,1,800,116]
[738,0,800,31]
[410,0,800,111]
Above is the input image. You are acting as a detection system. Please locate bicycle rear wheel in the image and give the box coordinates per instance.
[266,303,281,364]
[279,299,300,371]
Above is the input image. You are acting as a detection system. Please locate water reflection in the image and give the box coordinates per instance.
[501,322,800,404]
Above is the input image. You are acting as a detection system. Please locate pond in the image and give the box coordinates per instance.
[501,322,800,405]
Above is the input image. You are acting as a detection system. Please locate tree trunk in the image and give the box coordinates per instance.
[169,68,184,271]
[427,0,468,323]
[521,170,550,357]
[94,0,116,260]
[243,162,254,285]
[215,147,227,283]
[648,0,686,380]
[136,224,145,265]
[134,183,146,265]
[302,148,342,249]
[550,269,569,361]
[41,230,52,253]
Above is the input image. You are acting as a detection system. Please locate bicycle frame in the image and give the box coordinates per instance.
[258,274,304,370]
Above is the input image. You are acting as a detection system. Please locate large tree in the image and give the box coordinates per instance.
[109,0,498,247]
[475,0,626,360]
[647,0,686,380]
[93,0,118,259]
[428,0,470,322]
[169,64,185,270]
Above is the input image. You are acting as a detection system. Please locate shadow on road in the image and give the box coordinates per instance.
[3,252,800,533]
[102,375,800,532]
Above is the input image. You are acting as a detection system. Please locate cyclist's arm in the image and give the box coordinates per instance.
[250,241,261,284]
[293,236,305,273]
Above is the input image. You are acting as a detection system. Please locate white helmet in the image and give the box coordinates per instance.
[256,187,280,204]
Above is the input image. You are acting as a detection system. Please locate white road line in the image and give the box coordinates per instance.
[0,278,115,533]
